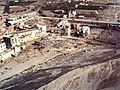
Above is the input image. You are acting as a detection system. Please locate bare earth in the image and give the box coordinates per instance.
[0,31,119,90]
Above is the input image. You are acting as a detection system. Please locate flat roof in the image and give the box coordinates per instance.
[5,29,39,36]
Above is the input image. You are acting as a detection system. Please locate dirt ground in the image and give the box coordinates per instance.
[0,34,88,85]
[0,30,120,90]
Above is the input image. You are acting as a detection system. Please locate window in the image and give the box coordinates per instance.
[11,39,14,44]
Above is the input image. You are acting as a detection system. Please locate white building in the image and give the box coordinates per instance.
[0,41,6,53]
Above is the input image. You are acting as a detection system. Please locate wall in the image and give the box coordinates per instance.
[18,30,40,43]
[0,42,6,53]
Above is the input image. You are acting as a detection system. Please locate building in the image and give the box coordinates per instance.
[0,40,6,53]
[0,23,47,62]
[35,24,47,34]
[57,19,71,36]
[3,34,20,48]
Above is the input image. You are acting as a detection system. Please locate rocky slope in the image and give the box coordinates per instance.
[0,45,120,90]
[39,52,120,90]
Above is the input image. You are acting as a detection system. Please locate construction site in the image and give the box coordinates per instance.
[0,0,120,90]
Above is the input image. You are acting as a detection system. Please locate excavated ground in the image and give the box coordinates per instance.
[0,28,120,90]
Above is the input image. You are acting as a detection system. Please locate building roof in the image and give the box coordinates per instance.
[0,38,4,44]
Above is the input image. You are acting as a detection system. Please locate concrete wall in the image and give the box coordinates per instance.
[18,30,40,43]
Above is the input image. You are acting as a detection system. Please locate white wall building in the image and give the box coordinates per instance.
[0,41,6,53]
